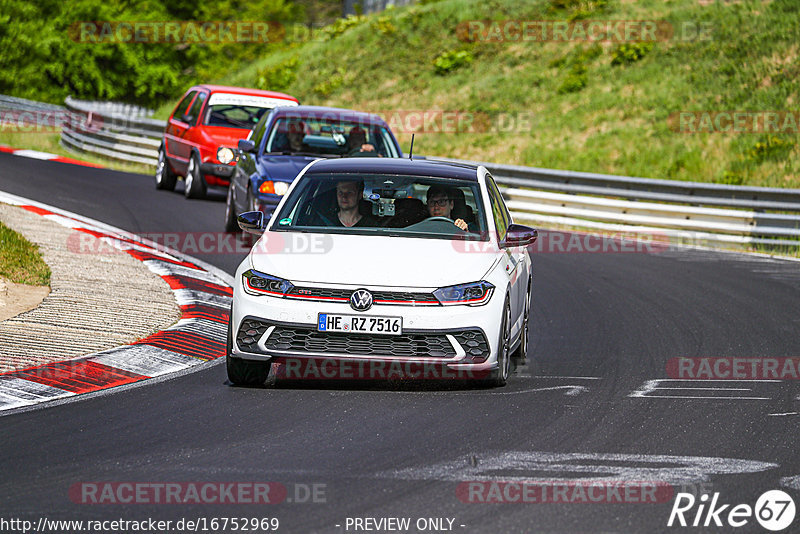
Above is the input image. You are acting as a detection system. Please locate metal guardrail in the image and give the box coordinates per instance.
[0,94,797,248]
[0,94,65,113]
[423,156,800,247]
[60,97,164,166]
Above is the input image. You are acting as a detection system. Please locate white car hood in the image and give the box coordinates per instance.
[249,231,500,288]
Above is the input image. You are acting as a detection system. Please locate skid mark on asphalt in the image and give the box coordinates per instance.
[629,379,779,400]
[318,376,599,397]
[376,451,778,485]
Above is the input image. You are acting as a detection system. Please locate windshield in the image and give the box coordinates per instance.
[264,117,399,158]
[203,105,270,129]
[272,173,488,240]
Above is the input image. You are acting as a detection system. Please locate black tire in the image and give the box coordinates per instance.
[184,154,207,199]
[487,296,512,387]
[223,184,238,232]
[155,145,177,191]
[512,278,532,363]
[225,312,270,386]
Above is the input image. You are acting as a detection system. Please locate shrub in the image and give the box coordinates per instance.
[373,15,397,36]
[255,57,300,93]
[312,68,346,97]
[747,136,794,164]
[321,15,366,41]
[611,42,655,66]
[433,49,474,75]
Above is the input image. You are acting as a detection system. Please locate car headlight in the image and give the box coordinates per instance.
[217,147,235,164]
[259,180,290,196]
[242,269,293,297]
[433,281,494,306]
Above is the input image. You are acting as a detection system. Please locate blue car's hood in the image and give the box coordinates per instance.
[259,155,319,181]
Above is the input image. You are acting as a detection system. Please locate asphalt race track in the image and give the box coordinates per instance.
[1,152,799,533]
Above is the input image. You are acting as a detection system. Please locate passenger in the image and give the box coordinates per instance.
[426,185,468,231]
[287,120,312,153]
[332,180,376,227]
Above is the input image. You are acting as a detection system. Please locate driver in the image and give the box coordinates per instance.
[332,180,376,227]
[426,185,468,231]
[346,126,377,156]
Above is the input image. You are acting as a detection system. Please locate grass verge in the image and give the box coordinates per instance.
[0,219,51,286]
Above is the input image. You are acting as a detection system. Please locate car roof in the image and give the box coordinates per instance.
[271,105,390,128]
[193,85,298,102]
[304,157,480,181]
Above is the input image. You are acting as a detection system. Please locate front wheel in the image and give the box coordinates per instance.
[155,145,177,191]
[223,184,238,232]
[184,155,207,199]
[512,279,532,363]
[487,297,511,387]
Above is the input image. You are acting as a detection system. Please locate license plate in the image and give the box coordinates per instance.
[317,313,402,335]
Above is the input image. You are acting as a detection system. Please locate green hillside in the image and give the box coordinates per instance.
[195,0,799,188]
[2,0,798,187]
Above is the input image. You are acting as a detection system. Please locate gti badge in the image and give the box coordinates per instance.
[350,289,373,311]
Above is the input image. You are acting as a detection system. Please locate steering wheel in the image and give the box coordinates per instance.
[422,216,457,223]
[404,216,467,233]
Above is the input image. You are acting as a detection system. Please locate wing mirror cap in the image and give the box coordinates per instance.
[238,139,256,153]
[237,211,266,235]
[502,224,538,248]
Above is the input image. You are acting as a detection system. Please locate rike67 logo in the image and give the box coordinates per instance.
[668,490,796,531]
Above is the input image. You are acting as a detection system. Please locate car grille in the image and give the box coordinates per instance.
[285,286,439,306]
[236,318,488,360]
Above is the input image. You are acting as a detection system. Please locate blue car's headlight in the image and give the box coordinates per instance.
[433,281,494,306]
[242,269,293,297]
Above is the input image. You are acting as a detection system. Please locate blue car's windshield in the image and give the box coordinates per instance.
[272,173,488,240]
[264,117,399,158]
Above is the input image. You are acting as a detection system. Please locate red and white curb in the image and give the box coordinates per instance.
[0,191,233,414]
[0,145,104,169]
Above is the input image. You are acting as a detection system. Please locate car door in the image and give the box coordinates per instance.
[165,90,197,171]
[486,172,526,336]
[181,90,208,161]
[233,113,270,214]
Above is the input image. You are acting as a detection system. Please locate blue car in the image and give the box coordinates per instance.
[224,105,403,231]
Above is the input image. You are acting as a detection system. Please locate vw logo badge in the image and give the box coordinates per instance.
[350,289,373,311]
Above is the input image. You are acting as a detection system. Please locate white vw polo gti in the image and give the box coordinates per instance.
[226,157,536,387]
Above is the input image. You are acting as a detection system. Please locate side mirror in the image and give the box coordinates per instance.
[238,139,256,153]
[181,114,193,124]
[237,211,266,235]
[502,224,538,248]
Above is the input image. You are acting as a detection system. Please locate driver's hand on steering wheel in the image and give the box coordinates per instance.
[454,218,468,231]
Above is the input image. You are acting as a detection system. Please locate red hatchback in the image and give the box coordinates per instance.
[155,85,299,198]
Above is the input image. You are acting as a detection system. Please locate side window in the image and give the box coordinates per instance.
[486,173,510,241]
[172,91,196,122]
[251,113,270,149]
[185,92,207,126]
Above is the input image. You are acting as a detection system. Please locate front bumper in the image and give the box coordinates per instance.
[230,272,504,379]
[200,162,235,186]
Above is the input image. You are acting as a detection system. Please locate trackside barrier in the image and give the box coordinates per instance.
[61,96,164,166]
[0,94,798,248]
